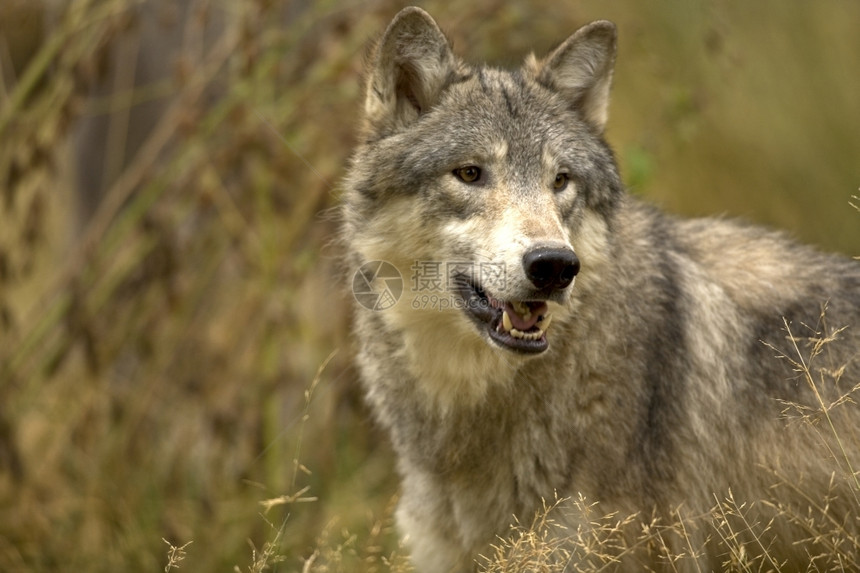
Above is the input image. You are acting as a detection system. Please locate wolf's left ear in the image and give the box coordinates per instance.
[529,21,617,132]
[363,7,457,137]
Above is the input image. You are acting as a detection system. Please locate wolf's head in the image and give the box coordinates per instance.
[344,7,622,371]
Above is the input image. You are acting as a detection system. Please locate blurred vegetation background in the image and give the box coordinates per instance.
[0,0,857,571]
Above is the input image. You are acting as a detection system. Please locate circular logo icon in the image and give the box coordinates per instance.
[352,260,403,311]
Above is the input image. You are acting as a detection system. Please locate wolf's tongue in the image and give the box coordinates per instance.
[504,301,546,331]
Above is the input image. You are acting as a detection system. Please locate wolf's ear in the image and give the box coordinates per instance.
[529,21,617,132]
[363,7,457,137]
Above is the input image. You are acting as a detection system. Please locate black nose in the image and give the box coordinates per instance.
[523,247,580,291]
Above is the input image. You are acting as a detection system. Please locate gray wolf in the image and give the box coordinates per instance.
[342,7,860,571]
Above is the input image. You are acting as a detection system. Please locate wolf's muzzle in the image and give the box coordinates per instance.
[523,247,580,291]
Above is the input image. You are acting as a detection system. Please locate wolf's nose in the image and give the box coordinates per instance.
[523,247,580,290]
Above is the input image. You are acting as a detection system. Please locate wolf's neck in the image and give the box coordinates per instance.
[401,325,521,415]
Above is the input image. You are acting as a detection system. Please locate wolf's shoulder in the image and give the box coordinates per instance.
[611,197,859,313]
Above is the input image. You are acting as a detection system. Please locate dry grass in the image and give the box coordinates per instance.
[0,0,859,571]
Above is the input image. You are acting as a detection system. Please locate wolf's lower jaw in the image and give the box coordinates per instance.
[457,281,554,355]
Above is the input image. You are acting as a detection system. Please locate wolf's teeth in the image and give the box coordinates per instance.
[519,303,532,320]
[508,327,545,341]
[512,301,532,320]
[503,310,553,341]
[536,313,553,333]
[502,310,513,332]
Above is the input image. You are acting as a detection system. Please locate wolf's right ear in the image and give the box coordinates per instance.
[362,7,457,137]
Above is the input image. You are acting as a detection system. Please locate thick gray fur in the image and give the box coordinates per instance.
[342,7,860,571]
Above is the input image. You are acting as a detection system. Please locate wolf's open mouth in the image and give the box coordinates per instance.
[457,280,552,354]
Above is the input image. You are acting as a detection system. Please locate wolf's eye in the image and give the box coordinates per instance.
[453,166,482,184]
[553,173,570,191]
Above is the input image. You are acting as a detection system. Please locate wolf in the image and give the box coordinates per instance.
[342,7,860,571]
